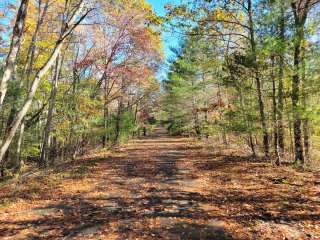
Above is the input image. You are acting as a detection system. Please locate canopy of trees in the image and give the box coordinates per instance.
[162,0,320,167]
[0,0,162,175]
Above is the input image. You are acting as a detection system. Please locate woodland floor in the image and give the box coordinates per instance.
[0,128,320,240]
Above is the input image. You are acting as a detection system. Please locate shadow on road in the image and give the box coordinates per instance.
[0,128,319,239]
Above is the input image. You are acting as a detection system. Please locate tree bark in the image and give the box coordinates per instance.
[291,1,310,165]
[292,31,304,165]
[271,56,280,165]
[114,98,123,145]
[15,122,25,171]
[247,0,269,158]
[2,1,49,170]
[0,2,89,165]
[39,55,62,167]
[103,75,110,147]
[301,44,310,161]
[21,0,49,86]
[277,2,285,157]
[0,0,29,109]
[303,118,310,161]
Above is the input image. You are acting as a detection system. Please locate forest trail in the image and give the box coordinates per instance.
[0,127,320,240]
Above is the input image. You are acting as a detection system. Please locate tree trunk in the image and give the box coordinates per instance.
[103,75,110,147]
[277,3,285,157]
[114,98,123,145]
[9,2,49,171]
[15,122,25,172]
[301,44,310,162]
[3,0,48,169]
[287,98,295,158]
[39,55,62,167]
[194,111,201,137]
[291,3,307,165]
[290,0,313,166]
[21,0,49,86]
[132,103,139,138]
[191,77,200,138]
[0,0,29,109]
[249,134,256,157]
[303,119,310,161]
[103,105,110,147]
[217,84,226,143]
[271,56,280,165]
[248,0,269,158]
[292,39,304,165]
[49,136,57,166]
[0,2,88,165]
[236,74,255,156]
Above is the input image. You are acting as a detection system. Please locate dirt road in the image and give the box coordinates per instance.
[0,128,319,239]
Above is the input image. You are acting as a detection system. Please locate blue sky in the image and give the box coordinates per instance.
[146,0,181,80]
